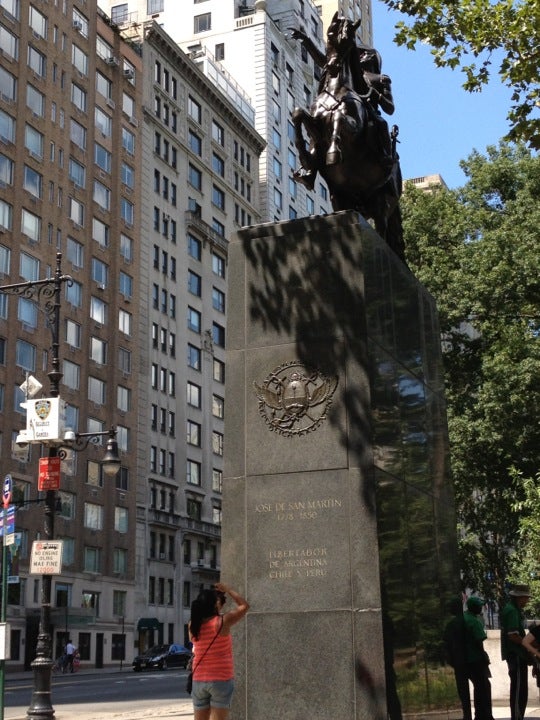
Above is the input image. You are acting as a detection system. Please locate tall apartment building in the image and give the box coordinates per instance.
[317,0,372,43]
[0,0,142,668]
[134,21,263,649]
[100,0,335,220]
[0,0,264,669]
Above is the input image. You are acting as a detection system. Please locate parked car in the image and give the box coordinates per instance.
[132,643,192,671]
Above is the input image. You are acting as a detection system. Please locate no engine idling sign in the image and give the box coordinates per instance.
[30,541,63,575]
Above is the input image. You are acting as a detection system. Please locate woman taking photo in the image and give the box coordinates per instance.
[189,582,249,720]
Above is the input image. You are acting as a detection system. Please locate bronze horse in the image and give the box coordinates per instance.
[291,15,405,263]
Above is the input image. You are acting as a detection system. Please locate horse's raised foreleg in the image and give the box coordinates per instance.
[292,108,321,190]
[292,109,319,170]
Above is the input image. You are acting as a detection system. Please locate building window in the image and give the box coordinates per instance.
[187,460,201,486]
[212,185,225,211]
[62,360,80,390]
[113,590,126,617]
[188,130,202,156]
[188,164,202,191]
[213,358,225,383]
[212,322,225,348]
[212,395,224,419]
[90,296,107,324]
[188,96,201,124]
[87,460,103,488]
[66,319,81,348]
[188,344,201,370]
[88,376,105,405]
[212,431,223,456]
[212,153,225,177]
[84,503,103,530]
[194,12,211,33]
[212,288,225,313]
[113,548,127,574]
[188,271,201,297]
[114,507,128,533]
[187,307,201,333]
[212,120,224,146]
[188,234,201,260]
[93,218,109,248]
[187,381,201,408]
[187,499,202,521]
[83,548,101,574]
[187,420,201,447]
[212,469,223,493]
[212,253,225,278]
[16,340,36,372]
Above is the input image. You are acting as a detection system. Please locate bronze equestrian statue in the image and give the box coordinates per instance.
[291,14,406,263]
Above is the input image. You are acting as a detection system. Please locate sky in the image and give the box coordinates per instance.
[372,0,514,188]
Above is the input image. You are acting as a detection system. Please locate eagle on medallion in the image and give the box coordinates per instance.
[253,360,338,436]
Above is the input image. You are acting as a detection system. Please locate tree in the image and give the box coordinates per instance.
[381,0,540,148]
[402,142,540,606]
[509,472,540,617]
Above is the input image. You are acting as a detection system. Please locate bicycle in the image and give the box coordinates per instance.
[52,655,66,673]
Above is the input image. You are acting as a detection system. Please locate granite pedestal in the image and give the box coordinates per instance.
[222,211,456,719]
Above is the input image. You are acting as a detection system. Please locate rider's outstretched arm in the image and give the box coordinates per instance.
[290,29,326,68]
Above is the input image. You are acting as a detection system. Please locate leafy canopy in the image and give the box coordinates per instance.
[381,0,540,148]
[402,142,540,604]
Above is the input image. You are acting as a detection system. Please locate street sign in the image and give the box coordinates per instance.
[38,457,61,491]
[30,540,63,575]
[2,474,11,509]
[4,507,15,546]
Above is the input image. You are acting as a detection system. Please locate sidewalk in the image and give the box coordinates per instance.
[5,631,540,719]
[487,629,540,719]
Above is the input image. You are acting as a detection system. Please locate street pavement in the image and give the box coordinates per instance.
[4,631,540,719]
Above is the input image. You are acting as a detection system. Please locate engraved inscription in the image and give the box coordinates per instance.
[268,547,329,579]
[255,497,342,522]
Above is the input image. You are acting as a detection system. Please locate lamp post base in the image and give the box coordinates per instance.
[26,656,54,720]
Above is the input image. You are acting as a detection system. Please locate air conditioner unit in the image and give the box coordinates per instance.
[106,57,119,67]
[106,98,116,109]
[159,553,166,560]
[73,21,83,31]
[123,69,134,79]
[197,559,205,567]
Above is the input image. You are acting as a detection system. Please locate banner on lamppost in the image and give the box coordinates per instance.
[38,456,61,491]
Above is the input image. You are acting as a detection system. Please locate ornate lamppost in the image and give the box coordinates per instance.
[0,253,121,720]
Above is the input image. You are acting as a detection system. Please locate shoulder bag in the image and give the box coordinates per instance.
[186,616,223,694]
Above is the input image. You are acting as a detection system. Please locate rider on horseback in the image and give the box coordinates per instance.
[291,14,396,188]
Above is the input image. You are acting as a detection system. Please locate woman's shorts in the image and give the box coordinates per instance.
[192,679,234,710]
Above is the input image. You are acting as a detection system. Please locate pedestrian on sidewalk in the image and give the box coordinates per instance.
[463,596,493,720]
[63,639,76,674]
[189,582,249,720]
[443,597,472,720]
[500,583,531,720]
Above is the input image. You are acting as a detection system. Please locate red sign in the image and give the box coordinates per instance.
[38,457,61,491]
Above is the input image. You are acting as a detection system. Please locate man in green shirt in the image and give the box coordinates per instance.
[500,583,531,720]
[464,596,492,720]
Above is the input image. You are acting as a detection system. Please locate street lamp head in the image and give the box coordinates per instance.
[102,430,121,477]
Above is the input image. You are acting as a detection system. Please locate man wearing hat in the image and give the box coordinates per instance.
[500,583,531,720]
[464,596,493,720]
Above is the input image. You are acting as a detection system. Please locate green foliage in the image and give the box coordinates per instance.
[509,472,540,617]
[381,0,540,148]
[402,142,540,605]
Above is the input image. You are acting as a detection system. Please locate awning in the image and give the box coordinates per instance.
[136,617,161,631]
